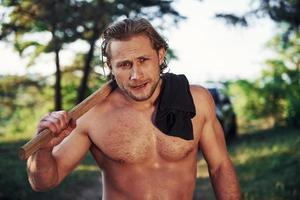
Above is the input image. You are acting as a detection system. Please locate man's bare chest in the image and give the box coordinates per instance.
[88,108,196,164]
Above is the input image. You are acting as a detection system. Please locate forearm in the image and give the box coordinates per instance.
[27,149,59,191]
[209,159,241,200]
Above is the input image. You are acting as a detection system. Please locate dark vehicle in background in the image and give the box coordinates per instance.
[205,83,237,140]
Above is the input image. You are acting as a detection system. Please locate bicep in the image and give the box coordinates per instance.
[52,126,91,183]
[192,86,230,172]
[199,116,229,172]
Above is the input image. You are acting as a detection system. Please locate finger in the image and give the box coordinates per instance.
[38,120,58,134]
[38,125,70,149]
[60,122,76,138]
[38,112,60,133]
[50,134,66,147]
[46,116,62,133]
[69,119,77,129]
[61,128,72,137]
[56,110,69,128]
[52,128,72,145]
[38,113,51,125]
[49,112,67,130]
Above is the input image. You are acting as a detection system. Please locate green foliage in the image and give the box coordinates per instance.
[0,0,184,108]
[264,30,300,126]
[215,0,300,43]
[229,127,300,200]
[227,30,300,129]
[0,75,50,136]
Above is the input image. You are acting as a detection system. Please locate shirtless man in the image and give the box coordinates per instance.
[27,18,240,200]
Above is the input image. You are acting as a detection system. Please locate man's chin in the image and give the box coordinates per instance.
[124,82,159,101]
[128,94,152,102]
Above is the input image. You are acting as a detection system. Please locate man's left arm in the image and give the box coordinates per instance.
[192,86,241,200]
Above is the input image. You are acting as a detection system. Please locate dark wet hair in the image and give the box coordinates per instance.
[101,18,169,73]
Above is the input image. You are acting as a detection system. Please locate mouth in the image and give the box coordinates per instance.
[130,82,148,90]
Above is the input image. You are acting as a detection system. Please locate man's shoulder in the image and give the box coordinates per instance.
[76,91,116,127]
[189,84,212,102]
[189,84,216,117]
[82,88,128,120]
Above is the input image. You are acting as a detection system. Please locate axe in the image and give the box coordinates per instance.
[19,80,116,160]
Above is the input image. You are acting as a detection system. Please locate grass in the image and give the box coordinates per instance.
[0,137,100,200]
[0,127,299,199]
[229,127,300,200]
[195,126,300,200]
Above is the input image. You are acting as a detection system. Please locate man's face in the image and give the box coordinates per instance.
[108,35,165,101]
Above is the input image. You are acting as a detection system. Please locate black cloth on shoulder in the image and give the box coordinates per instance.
[155,73,196,140]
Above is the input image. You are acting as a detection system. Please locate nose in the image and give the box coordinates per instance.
[130,65,144,80]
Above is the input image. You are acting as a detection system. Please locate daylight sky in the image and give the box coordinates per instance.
[0,0,276,84]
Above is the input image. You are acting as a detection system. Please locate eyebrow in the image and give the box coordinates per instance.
[115,55,151,64]
[137,55,151,59]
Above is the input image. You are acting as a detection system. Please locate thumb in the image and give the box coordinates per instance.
[61,119,77,137]
[69,119,77,129]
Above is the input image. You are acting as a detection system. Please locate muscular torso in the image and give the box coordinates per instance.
[82,87,203,200]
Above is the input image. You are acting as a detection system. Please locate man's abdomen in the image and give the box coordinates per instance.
[101,158,197,200]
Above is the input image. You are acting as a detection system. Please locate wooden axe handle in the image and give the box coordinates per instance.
[19,80,116,160]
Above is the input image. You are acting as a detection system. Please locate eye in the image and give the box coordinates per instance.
[118,61,132,69]
[138,57,148,64]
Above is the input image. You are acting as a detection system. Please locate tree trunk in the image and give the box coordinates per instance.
[76,28,100,104]
[54,48,62,110]
[297,60,300,86]
[51,2,62,111]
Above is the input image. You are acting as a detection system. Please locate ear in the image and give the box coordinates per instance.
[106,61,113,73]
[158,48,166,66]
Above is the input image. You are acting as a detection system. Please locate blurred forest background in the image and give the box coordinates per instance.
[0,0,299,199]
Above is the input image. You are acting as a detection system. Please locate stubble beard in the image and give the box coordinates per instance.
[123,76,161,102]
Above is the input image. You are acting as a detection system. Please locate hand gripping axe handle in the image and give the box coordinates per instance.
[19,80,116,160]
